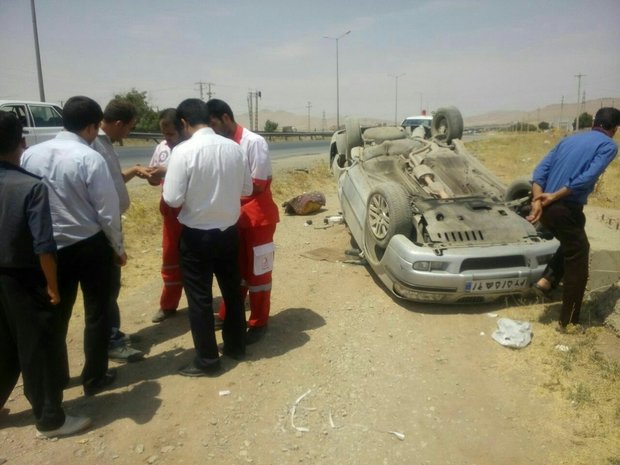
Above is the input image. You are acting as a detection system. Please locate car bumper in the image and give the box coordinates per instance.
[376,235,559,304]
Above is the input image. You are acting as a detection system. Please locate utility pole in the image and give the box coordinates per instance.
[247,92,254,130]
[306,101,312,130]
[206,82,215,100]
[322,110,326,132]
[575,73,585,130]
[323,30,351,129]
[195,81,206,100]
[254,90,261,132]
[389,73,405,126]
[560,95,564,131]
[30,0,45,101]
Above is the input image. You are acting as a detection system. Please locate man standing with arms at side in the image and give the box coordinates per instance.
[206,99,280,344]
[148,109,185,324]
[163,99,252,376]
[528,107,620,331]
[93,99,149,362]
[0,111,91,438]
[22,96,124,396]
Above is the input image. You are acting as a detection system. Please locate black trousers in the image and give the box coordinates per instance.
[108,264,123,347]
[55,232,114,388]
[540,201,589,326]
[179,225,246,362]
[0,269,65,431]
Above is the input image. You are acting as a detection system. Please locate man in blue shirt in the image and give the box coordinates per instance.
[22,96,124,395]
[528,107,620,330]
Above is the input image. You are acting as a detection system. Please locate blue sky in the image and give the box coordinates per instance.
[1,0,619,120]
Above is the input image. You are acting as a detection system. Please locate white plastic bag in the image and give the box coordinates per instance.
[491,318,532,349]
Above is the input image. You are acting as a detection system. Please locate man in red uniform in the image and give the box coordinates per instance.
[148,109,185,323]
[206,99,279,344]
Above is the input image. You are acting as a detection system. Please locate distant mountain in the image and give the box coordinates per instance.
[461,97,620,128]
[236,97,619,131]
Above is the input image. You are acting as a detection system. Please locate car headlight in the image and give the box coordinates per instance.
[412,261,447,271]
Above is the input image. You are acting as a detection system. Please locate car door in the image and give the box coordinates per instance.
[0,102,62,146]
[0,103,35,145]
[27,103,63,145]
[338,160,372,247]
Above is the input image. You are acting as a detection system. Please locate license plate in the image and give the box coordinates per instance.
[465,278,528,293]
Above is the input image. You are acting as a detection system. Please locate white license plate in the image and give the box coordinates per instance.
[465,278,528,293]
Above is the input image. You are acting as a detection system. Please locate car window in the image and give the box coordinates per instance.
[403,118,431,128]
[0,104,30,128]
[29,104,63,127]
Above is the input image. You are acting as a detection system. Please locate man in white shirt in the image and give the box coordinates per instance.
[163,99,252,376]
[21,96,124,396]
[93,99,150,363]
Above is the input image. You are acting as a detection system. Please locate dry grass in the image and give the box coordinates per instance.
[467,130,620,207]
[270,161,332,202]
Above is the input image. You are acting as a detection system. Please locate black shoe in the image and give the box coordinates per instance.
[83,369,117,396]
[246,326,267,345]
[178,360,222,377]
[217,343,246,361]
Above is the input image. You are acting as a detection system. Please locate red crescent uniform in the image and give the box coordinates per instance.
[219,125,279,327]
[149,140,183,312]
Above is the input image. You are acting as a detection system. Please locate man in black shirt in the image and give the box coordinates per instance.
[0,111,90,438]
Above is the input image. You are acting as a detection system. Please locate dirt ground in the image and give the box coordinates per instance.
[1,147,619,465]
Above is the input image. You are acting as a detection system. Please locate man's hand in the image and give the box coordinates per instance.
[115,252,128,267]
[526,199,543,223]
[134,165,155,179]
[47,285,60,305]
[534,192,557,207]
[147,165,167,185]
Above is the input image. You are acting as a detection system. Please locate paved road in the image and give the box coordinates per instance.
[117,139,329,168]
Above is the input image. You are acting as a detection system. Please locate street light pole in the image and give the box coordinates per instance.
[30,0,45,101]
[323,30,350,129]
[389,73,405,125]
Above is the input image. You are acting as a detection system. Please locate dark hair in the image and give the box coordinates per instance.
[159,108,182,133]
[103,99,137,123]
[0,111,23,156]
[205,98,235,122]
[176,99,208,126]
[63,96,103,132]
[593,107,620,131]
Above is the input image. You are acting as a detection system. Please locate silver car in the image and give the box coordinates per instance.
[329,107,558,304]
[0,100,63,147]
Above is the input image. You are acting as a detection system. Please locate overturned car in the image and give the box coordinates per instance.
[329,107,558,304]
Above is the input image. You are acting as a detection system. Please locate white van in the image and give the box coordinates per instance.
[0,100,63,147]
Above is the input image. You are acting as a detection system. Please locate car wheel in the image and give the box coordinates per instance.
[505,177,531,202]
[345,118,362,160]
[366,182,411,249]
[431,106,464,143]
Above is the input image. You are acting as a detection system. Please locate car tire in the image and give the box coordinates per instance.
[431,106,464,143]
[366,182,411,248]
[505,177,535,220]
[345,118,363,160]
[505,177,531,202]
